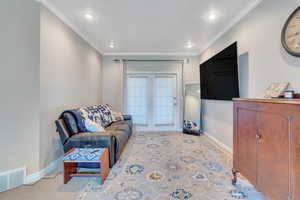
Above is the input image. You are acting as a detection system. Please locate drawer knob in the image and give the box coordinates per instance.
[256,133,262,140]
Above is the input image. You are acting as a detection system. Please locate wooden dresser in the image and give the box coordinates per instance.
[233,98,300,200]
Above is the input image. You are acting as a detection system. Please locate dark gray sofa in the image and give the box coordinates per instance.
[55,115,133,167]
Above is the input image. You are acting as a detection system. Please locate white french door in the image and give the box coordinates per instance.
[153,75,177,126]
[125,74,179,130]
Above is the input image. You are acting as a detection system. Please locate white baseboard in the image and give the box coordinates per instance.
[203,132,233,154]
[25,156,63,185]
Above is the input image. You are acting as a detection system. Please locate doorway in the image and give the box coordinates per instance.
[125,73,180,130]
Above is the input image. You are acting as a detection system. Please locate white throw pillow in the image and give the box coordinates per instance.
[111,111,124,122]
[85,120,105,133]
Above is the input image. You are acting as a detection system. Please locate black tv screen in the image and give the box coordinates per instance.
[200,42,239,101]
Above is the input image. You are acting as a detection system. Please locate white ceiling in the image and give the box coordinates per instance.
[40,0,261,56]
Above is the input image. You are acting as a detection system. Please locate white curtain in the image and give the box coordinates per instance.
[126,76,148,125]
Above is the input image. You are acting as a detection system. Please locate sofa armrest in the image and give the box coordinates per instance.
[123,114,132,121]
[55,119,70,145]
[122,115,133,132]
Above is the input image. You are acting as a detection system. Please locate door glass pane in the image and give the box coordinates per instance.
[154,76,176,125]
[126,76,148,125]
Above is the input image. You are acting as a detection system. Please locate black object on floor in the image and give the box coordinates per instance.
[183,128,202,136]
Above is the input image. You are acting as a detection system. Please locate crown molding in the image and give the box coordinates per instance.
[38,0,104,55]
[103,52,200,56]
[198,0,263,54]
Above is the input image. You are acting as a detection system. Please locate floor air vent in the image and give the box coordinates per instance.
[0,174,8,192]
[0,167,25,192]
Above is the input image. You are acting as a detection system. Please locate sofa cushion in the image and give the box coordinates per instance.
[65,132,113,149]
[71,131,111,139]
[106,122,130,133]
[63,112,79,135]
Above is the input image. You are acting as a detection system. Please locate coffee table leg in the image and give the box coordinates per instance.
[64,162,77,184]
[101,149,110,184]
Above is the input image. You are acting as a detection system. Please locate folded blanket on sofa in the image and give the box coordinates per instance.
[60,105,113,133]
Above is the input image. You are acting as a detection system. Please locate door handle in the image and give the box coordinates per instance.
[173,97,177,106]
[256,134,262,140]
[256,129,262,141]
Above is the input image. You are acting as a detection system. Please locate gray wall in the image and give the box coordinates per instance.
[40,6,103,169]
[0,0,40,174]
[199,0,300,150]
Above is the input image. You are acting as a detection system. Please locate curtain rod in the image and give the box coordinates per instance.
[114,59,187,63]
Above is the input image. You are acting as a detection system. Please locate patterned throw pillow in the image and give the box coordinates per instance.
[96,104,113,128]
[79,106,102,125]
[78,106,105,132]
[111,111,124,122]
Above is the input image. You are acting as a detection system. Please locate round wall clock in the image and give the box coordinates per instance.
[281,6,300,57]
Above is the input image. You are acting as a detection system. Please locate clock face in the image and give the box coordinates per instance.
[282,7,300,57]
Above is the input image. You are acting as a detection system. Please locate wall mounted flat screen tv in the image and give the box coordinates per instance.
[200,42,239,101]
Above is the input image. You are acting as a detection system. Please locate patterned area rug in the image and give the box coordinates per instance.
[76,131,266,200]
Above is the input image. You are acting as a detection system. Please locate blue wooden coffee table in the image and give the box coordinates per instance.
[63,148,109,184]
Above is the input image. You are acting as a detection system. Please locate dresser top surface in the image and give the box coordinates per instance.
[233,98,300,105]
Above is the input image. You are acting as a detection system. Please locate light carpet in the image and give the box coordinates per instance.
[76,131,266,200]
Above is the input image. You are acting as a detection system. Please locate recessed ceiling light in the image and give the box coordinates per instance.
[85,13,94,20]
[186,41,193,49]
[109,42,115,49]
[208,11,217,21]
